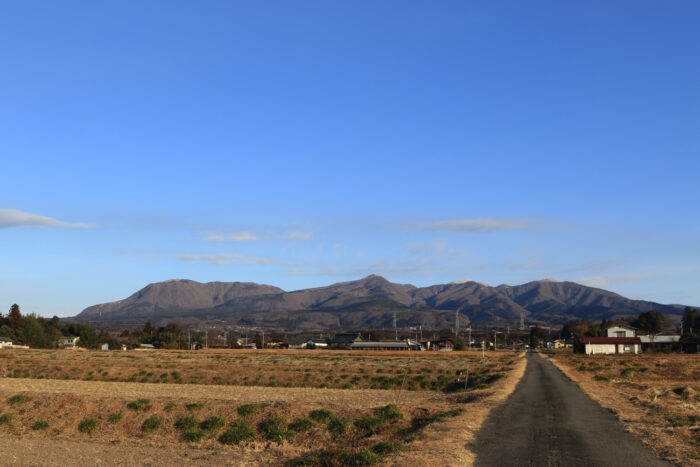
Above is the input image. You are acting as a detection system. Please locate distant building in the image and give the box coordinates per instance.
[584,337,641,355]
[424,339,453,351]
[605,325,637,338]
[135,343,155,351]
[306,339,329,349]
[350,339,422,351]
[330,332,363,349]
[98,343,109,351]
[58,337,80,349]
[0,337,14,348]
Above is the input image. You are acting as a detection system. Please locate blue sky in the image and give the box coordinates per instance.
[1,1,699,317]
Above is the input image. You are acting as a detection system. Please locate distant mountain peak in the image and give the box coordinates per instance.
[71,275,689,331]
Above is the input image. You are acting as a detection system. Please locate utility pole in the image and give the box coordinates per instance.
[468,327,472,351]
[205,330,208,349]
[187,330,190,351]
[262,330,265,349]
[393,313,397,341]
[455,310,459,337]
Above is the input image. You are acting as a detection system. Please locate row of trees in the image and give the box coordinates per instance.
[1,304,99,349]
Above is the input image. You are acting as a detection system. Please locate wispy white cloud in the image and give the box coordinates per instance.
[577,276,610,288]
[177,253,287,266]
[405,218,533,233]
[281,232,313,240]
[203,232,259,242]
[0,208,92,229]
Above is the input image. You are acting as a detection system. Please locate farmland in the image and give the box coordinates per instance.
[548,352,700,466]
[0,348,524,466]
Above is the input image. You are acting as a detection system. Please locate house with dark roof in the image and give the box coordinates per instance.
[330,332,362,349]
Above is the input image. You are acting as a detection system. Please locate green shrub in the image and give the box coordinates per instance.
[327,417,347,440]
[343,449,382,466]
[185,402,205,411]
[201,416,226,432]
[309,409,334,423]
[31,420,49,431]
[373,404,403,422]
[0,413,14,426]
[107,411,123,424]
[372,440,402,455]
[353,416,381,432]
[289,417,313,433]
[8,394,32,406]
[237,403,259,417]
[219,419,256,445]
[126,398,151,411]
[259,416,293,443]
[164,402,177,412]
[182,430,206,442]
[78,417,99,433]
[175,415,199,431]
[141,415,163,432]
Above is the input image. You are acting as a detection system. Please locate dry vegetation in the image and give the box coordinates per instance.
[0,348,513,392]
[0,348,524,466]
[547,351,700,466]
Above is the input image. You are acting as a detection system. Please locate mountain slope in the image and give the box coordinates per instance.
[70,275,689,330]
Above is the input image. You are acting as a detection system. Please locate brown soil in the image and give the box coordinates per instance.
[0,349,526,466]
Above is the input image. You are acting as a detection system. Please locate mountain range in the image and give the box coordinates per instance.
[69,275,690,331]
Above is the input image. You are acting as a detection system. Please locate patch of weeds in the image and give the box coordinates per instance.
[0,413,13,426]
[402,433,419,444]
[620,368,635,377]
[185,402,205,411]
[327,417,348,440]
[164,402,177,412]
[107,411,123,424]
[31,420,49,431]
[372,440,402,455]
[78,417,99,433]
[343,449,383,466]
[175,416,200,431]
[289,417,313,433]
[259,416,293,443]
[141,415,163,432]
[237,403,259,417]
[593,375,610,382]
[309,408,334,423]
[201,416,226,432]
[373,404,403,422]
[8,394,32,406]
[126,398,151,411]
[353,416,382,433]
[182,430,206,442]
[219,419,256,445]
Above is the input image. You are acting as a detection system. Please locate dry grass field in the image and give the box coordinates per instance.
[547,352,700,466]
[0,348,525,466]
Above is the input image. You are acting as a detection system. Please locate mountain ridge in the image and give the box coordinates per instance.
[71,275,690,331]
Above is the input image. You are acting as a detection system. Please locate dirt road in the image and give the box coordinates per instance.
[473,352,669,467]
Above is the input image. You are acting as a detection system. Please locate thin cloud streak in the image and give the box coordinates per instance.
[281,232,313,240]
[0,208,92,229]
[177,253,287,266]
[405,218,533,232]
[203,232,259,242]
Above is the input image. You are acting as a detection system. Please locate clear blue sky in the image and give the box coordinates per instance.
[1,1,699,317]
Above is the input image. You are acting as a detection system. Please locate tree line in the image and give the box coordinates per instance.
[1,304,99,349]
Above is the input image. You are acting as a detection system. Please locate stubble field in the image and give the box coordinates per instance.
[0,348,525,466]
